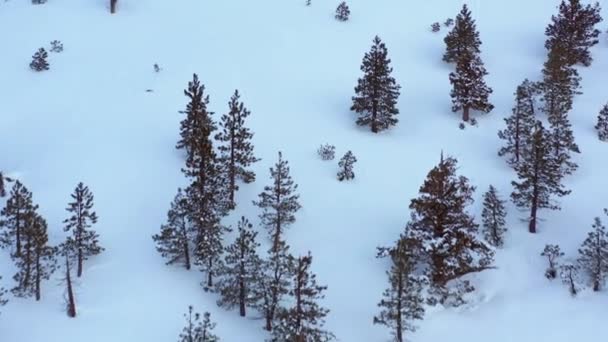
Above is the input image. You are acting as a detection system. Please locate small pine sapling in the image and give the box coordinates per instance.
[50,40,63,53]
[30,48,49,72]
[431,22,441,32]
[577,216,608,291]
[444,18,454,27]
[335,2,350,21]
[595,104,608,141]
[317,144,336,161]
[541,244,564,279]
[481,185,507,247]
[560,262,582,296]
[337,151,357,181]
[178,306,220,342]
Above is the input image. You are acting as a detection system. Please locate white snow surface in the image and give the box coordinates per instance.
[1,0,608,341]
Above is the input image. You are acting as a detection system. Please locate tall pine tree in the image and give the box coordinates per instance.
[0,181,37,257]
[443,4,482,64]
[545,0,602,67]
[407,153,493,305]
[253,152,301,252]
[272,252,334,342]
[511,122,570,233]
[63,182,103,277]
[498,79,540,166]
[216,216,262,317]
[577,215,608,291]
[215,90,260,208]
[351,36,401,133]
[481,185,507,248]
[152,188,192,270]
[449,52,493,122]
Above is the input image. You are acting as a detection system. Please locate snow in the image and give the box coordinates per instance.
[1,0,608,341]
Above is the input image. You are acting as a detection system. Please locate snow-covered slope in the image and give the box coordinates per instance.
[1,0,607,341]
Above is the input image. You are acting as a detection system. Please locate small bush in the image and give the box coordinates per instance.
[335,2,350,21]
[30,48,49,72]
[431,22,440,32]
[154,63,161,73]
[318,144,336,161]
[50,40,63,53]
[444,18,454,27]
[459,122,466,130]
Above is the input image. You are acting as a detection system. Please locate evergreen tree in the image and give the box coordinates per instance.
[253,152,301,252]
[215,90,260,208]
[511,122,570,233]
[0,276,7,308]
[335,2,350,21]
[193,207,229,291]
[351,36,401,133]
[177,74,214,155]
[178,306,220,342]
[443,4,481,64]
[541,244,564,279]
[481,185,507,248]
[254,239,294,332]
[337,150,357,181]
[12,213,57,301]
[63,182,103,277]
[272,252,334,342]
[595,103,608,141]
[29,48,49,71]
[449,52,493,122]
[216,216,262,317]
[545,0,602,67]
[152,188,192,270]
[498,79,540,166]
[374,235,425,342]
[577,216,608,291]
[407,153,493,305]
[0,171,14,198]
[560,262,582,296]
[0,181,37,257]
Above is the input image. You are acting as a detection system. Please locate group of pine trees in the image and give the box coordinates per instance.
[0,181,102,317]
[154,75,334,340]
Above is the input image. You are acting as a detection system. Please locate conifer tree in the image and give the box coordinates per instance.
[253,152,301,252]
[63,182,103,277]
[215,90,259,208]
[152,188,192,270]
[498,80,540,166]
[374,235,425,342]
[560,262,582,296]
[541,244,564,279]
[0,276,7,308]
[29,48,49,71]
[337,150,357,181]
[193,211,229,291]
[545,0,602,67]
[511,122,570,233]
[216,216,262,317]
[0,181,37,257]
[177,74,213,154]
[577,216,608,291]
[12,213,57,301]
[595,103,608,141]
[351,36,401,133]
[254,239,294,332]
[272,252,334,342]
[407,153,493,305]
[443,4,481,64]
[449,52,493,122]
[0,171,14,198]
[178,306,220,342]
[335,2,350,21]
[481,185,507,248]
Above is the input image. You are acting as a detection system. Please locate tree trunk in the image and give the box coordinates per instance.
[183,237,191,270]
[529,200,538,234]
[593,280,599,292]
[396,269,403,342]
[462,106,470,122]
[77,247,83,277]
[207,259,213,288]
[239,255,246,317]
[15,213,21,257]
[110,0,117,14]
[229,127,236,208]
[66,257,77,317]
[35,252,41,301]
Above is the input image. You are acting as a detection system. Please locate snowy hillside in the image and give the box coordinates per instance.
[1,0,608,341]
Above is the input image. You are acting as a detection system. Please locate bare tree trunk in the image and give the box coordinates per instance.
[66,256,77,317]
[35,253,41,301]
[462,106,470,122]
[183,237,191,270]
[110,0,117,14]
[396,269,403,342]
[77,247,83,277]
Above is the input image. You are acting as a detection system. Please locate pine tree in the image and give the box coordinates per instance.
[351,36,401,133]
[511,122,570,233]
[481,185,507,248]
[0,276,7,308]
[407,153,493,305]
[577,216,608,291]
[374,235,425,342]
[541,244,564,279]
[59,245,77,318]
[337,150,357,181]
[153,188,192,270]
[178,306,220,342]
[272,252,334,342]
[0,181,37,257]
[254,239,294,332]
[29,48,49,71]
[560,262,582,296]
[63,182,103,277]
[177,74,213,154]
[335,2,350,21]
[253,152,301,252]
[0,171,14,198]
[443,4,481,64]
[216,216,262,317]
[545,0,602,67]
[193,207,229,291]
[12,213,57,301]
[215,90,260,208]
[595,103,608,141]
[449,52,493,122]
[498,79,540,166]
